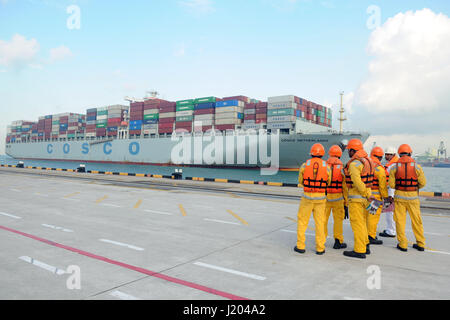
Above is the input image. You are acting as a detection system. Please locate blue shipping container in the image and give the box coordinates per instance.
[216,100,240,108]
[45,115,52,119]
[195,102,216,110]
[87,116,97,121]
[129,125,142,130]
[143,119,158,125]
[87,108,97,113]
[130,120,143,126]
[107,126,118,132]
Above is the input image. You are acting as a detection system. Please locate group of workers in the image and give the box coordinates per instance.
[294,139,427,259]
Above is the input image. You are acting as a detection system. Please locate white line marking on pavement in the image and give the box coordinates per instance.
[204,218,241,226]
[144,209,173,216]
[19,256,66,275]
[427,250,450,256]
[0,212,22,219]
[42,224,74,233]
[102,204,122,208]
[99,239,145,251]
[10,189,21,192]
[281,229,317,237]
[193,262,266,281]
[109,290,141,300]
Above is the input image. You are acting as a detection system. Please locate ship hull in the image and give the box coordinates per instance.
[5,132,369,169]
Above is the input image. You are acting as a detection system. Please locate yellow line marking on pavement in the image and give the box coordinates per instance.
[134,199,143,209]
[96,195,108,204]
[226,192,240,199]
[178,204,187,217]
[422,213,450,219]
[285,217,297,223]
[64,192,80,198]
[227,210,248,226]
[407,241,436,252]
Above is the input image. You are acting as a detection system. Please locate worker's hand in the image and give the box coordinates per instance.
[368,196,376,202]
[344,206,349,220]
[388,196,394,204]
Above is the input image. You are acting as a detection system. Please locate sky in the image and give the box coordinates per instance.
[1,0,450,155]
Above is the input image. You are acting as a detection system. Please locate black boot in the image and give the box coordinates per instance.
[413,244,425,252]
[397,244,407,252]
[343,251,366,259]
[369,236,383,245]
[333,239,347,249]
[294,246,305,254]
[366,244,371,255]
[316,250,325,255]
[379,230,395,238]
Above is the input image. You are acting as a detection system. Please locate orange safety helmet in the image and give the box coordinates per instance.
[398,144,413,154]
[328,145,343,158]
[371,146,384,158]
[346,139,364,151]
[310,143,325,157]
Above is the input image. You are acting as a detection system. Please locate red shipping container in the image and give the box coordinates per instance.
[256,107,267,114]
[256,119,267,124]
[294,96,300,104]
[129,130,142,135]
[96,128,106,136]
[144,104,160,110]
[158,122,174,129]
[130,102,144,108]
[245,103,256,109]
[256,114,267,120]
[159,118,176,124]
[159,106,176,113]
[256,102,268,108]
[108,118,121,125]
[108,131,118,137]
[222,95,248,102]
[129,115,143,121]
[194,108,215,115]
[176,121,193,127]
[68,130,76,134]
[215,124,235,131]
[160,101,176,108]
[158,127,173,134]
[244,114,256,120]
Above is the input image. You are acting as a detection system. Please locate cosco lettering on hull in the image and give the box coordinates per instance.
[46,142,140,156]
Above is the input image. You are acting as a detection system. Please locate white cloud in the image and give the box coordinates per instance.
[356,9,450,114]
[179,0,214,15]
[49,45,72,62]
[0,34,39,68]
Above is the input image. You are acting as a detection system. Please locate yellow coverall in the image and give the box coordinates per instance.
[347,161,372,254]
[388,164,427,249]
[296,162,332,252]
[366,165,388,239]
[324,175,349,244]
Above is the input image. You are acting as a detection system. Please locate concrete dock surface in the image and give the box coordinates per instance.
[0,167,449,300]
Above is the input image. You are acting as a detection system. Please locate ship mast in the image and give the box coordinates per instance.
[339,91,347,134]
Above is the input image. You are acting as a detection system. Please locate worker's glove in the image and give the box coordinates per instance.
[344,206,349,220]
[388,196,394,204]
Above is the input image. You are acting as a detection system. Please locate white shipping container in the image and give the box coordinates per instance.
[267,102,298,110]
[243,119,256,124]
[159,112,176,118]
[268,95,295,103]
[143,124,158,130]
[215,112,241,120]
[267,116,296,123]
[143,129,158,135]
[68,126,78,131]
[215,106,243,114]
[194,114,214,121]
[242,123,265,130]
[244,109,256,115]
[86,132,96,137]
[97,115,108,120]
[176,110,194,117]
[215,118,242,125]
[193,120,214,126]
[266,122,294,130]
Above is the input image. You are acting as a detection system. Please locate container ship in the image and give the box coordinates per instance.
[4,94,368,170]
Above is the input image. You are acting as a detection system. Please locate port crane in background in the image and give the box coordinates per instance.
[438,141,447,160]
[338,91,347,134]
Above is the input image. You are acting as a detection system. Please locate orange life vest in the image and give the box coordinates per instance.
[303,158,328,193]
[384,155,399,182]
[395,156,419,192]
[370,156,383,191]
[344,151,375,189]
[326,157,343,194]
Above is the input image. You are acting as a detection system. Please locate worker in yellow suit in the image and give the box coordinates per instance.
[324,145,349,249]
[367,147,389,245]
[388,144,427,252]
[295,143,331,255]
[343,139,376,259]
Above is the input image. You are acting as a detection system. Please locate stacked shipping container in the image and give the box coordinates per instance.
[175,99,195,133]
[193,97,217,132]
[214,96,247,131]
[158,100,176,134]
